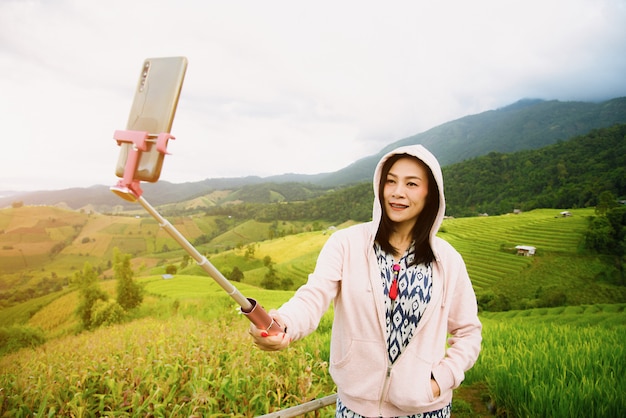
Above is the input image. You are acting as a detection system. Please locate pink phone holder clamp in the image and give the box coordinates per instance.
[110,130,175,201]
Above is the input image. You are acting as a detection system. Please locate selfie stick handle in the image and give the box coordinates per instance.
[111,130,284,336]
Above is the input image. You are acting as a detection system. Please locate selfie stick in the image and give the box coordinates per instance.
[110,129,284,336]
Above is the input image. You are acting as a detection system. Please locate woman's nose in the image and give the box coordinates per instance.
[391,184,405,197]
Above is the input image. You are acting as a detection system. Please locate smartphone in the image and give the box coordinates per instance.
[115,56,188,182]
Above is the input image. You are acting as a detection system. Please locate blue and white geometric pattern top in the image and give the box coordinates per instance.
[374,242,433,364]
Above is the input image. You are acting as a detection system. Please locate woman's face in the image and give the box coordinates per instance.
[382,157,429,229]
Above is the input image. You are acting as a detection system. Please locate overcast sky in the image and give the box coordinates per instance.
[1,0,625,192]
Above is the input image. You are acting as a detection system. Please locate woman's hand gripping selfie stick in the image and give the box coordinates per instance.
[110,129,284,336]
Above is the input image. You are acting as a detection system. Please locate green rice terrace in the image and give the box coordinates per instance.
[1,206,625,417]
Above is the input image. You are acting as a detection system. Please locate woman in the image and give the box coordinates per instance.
[249,144,482,417]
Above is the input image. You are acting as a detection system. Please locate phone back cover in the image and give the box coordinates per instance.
[115,57,188,182]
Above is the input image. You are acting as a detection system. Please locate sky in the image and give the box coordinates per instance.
[1,0,626,192]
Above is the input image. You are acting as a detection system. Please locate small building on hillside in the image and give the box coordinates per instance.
[515,245,536,256]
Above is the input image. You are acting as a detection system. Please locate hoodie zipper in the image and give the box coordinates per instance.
[379,363,393,416]
[377,257,445,415]
[379,263,396,416]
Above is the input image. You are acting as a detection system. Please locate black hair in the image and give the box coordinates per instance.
[375,153,440,265]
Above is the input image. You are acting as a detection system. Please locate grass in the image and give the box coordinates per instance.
[2,206,626,416]
[1,285,335,417]
[1,284,624,416]
[466,310,626,417]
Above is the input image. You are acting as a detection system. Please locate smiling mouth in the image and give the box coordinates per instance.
[389,203,408,209]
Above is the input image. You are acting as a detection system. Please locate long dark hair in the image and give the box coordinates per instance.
[375,153,440,265]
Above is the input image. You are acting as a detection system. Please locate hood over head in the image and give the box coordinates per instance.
[371,144,446,244]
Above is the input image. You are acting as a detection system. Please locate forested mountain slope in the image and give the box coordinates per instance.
[320,97,626,186]
[443,124,626,216]
[203,124,626,220]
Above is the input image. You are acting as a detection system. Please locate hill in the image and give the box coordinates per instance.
[317,96,626,186]
[2,205,624,327]
[443,123,626,216]
[134,123,626,221]
[2,97,625,211]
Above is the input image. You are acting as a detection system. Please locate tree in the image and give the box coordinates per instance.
[114,248,143,311]
[280,276,294,290]
[585,206,626,256]
[180,254,190,269]
[74,262,108,330]
[596,191,617,215]
[229,266,244,282]
[245,244,256,259]
[73,261,98,288]
[261,264,280,290]
[584,216,614,253]
[605,206,626,257]
[584,206,626,285]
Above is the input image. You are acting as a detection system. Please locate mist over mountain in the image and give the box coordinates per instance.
[2,97,625,211]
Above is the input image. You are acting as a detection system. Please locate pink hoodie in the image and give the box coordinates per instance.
[278,145,482,416]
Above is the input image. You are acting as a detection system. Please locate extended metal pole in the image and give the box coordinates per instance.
[137,195,251,309]
[135,195,283,335]
[256,394,338,418]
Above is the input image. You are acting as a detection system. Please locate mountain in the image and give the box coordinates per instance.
[317,97,626,186]
[443,123,626,216]
[2,97,626,210]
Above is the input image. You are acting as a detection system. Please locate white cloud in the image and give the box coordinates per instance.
[1,0,625,191]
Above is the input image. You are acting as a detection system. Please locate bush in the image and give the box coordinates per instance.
[91,300,125,328]
[0,326,45,356]
[536,285,567,308]
[477,290,511,311]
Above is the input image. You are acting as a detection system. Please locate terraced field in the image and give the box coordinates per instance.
[439,208,594,294]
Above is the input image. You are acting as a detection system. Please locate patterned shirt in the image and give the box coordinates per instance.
[375,242,432,364]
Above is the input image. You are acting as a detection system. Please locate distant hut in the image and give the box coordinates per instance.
[515,245,536,256]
